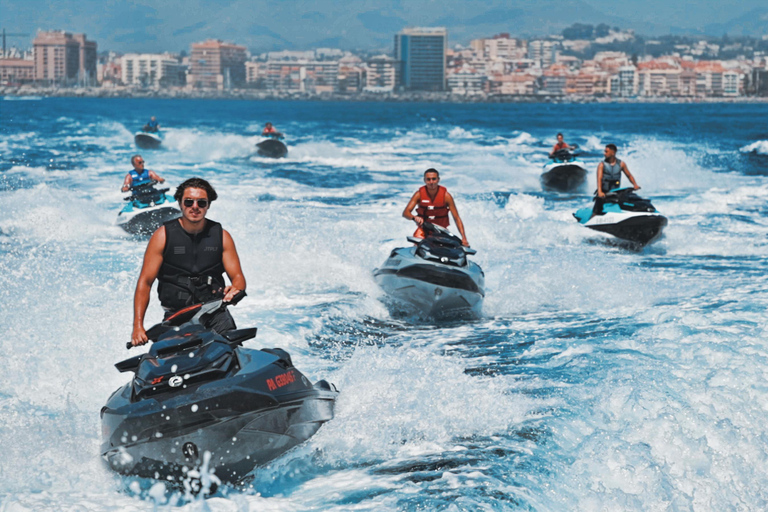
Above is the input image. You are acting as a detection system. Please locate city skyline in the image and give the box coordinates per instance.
[3,0,768,54]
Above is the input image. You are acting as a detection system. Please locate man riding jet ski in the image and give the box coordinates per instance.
[541,133,587,192]
[573,143,666,245]
[374,222,484,319]
[256,122,287,158]
[116,156,179,235]
[135,117,162,149]
[101,293,338,485]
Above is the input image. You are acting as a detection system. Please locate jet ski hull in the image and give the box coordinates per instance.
[116,200,180,236]
[540,162,588,192]
[101,384,336,483]
[582,212,668,245]
[374,247,484,319]
[135,132,162,149]
[256,139,288,158]
[102,343,337,484]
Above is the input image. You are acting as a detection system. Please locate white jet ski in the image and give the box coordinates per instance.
[116,181,180,236]
[374,222,484,319]
[541,148,588,192]
[573,187,667,245]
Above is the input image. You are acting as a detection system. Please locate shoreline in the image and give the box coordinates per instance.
[3,85,768,104]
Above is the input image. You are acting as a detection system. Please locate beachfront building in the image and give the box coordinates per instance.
[694,61,725,96]
[610,65,637,97]
[394,27,447,91]
[488,73,538,95]
[121,53,185,87]
[188,40,247,89]
[33,30,97,86]
[723,70,742,96]
[447,66,487,95]
[265,61,339,93]
[0,58,35,84]
[365,55,398,91]
[540,64,569,95]
[245,61,268,88]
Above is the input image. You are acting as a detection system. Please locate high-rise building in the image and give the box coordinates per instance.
[528,40,558,68]
[121,53,185,87]
[394,27,447,91]
[188,40,247,89]
[33,31,97,85]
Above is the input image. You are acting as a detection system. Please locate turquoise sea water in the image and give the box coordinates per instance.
[1,97,768,510]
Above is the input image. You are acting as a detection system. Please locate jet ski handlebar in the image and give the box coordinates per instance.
[413,222,476,254]
[126,290,247,349]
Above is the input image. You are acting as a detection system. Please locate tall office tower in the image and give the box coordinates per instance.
[394,27,447,91]
[189,40,247,89]
[33,31,97,85]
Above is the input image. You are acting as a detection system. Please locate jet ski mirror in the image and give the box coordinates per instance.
[407,236,423,244]
[463,247,477,255]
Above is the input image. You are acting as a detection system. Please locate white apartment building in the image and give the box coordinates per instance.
[121,53,184,87]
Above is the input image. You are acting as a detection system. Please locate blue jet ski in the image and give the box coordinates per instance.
[116,181,180,236]
[573,187,667,245]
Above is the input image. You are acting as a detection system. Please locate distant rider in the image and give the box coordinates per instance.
[129,177,247,346]
[403,168,470,247]
[262,122,282,137]
[549,133,575,158]
[143,116,160,133]
[121,154,165,192]
[594,143,641,213]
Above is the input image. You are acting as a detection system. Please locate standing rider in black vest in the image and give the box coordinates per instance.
[594,144,641,214]
[129,177,246,347]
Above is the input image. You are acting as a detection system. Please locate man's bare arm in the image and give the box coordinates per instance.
[221,230,246,302]
[445,192,469,247]
[130,227,166,346]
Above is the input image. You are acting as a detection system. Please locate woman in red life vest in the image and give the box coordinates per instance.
[402,168,470,247]
[549,132,575,157]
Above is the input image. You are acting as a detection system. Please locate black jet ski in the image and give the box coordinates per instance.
[541,148,588,192]
[373,222,484,319]
[573,187,668,245]
[256,134,287,158]
[116,181,181,236]
[135,128,162,149]
[101,293,338,485]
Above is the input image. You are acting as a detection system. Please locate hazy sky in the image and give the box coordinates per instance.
[3,0,767,53]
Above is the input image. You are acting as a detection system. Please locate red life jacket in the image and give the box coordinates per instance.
[416,185,450,227]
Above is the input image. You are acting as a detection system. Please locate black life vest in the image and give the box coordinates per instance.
[416,185,450,227]
[157,219,226,312]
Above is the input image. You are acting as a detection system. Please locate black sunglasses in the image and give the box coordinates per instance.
[183,198,209,208]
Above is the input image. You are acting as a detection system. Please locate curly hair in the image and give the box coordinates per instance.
[173,177,218,203]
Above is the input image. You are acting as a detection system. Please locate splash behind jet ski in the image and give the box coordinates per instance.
[541,148,588,192]
[374,222,484,319]
[134,130,162,149]
[116,181,181,236]
[573,187,667,245]
[256,133,288,158]
[101,293,338,485]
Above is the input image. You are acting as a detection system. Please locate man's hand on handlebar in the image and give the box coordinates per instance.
[222,285,241,302]
[131,325,149,347]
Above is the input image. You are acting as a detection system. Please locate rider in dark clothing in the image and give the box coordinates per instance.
[129,177,246,346]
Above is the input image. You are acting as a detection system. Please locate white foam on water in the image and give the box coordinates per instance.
[740,140,768,155]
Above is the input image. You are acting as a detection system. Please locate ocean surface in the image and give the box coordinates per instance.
[1,97,767,511]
